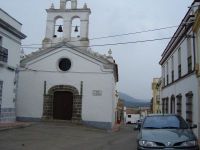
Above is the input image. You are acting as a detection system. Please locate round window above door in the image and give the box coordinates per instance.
[58,58,71,71]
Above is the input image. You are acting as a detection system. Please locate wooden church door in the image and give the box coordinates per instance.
[53,91,73,120]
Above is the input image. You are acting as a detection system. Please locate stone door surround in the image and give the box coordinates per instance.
[42,85,82,121]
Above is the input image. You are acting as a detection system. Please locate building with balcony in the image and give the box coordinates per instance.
[159,0,200,137]
[0,9,26,122]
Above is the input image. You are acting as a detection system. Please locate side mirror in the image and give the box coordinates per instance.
[190,124,197,129]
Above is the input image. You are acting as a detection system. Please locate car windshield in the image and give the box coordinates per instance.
[142,115,189,129]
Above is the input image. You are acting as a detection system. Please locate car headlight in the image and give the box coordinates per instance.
[138,140,158,147]
[179,140,198,147]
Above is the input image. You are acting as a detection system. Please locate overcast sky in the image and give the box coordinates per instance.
[1,0,193,100]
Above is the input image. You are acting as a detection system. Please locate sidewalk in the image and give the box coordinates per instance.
[0,122,31,131]
[112,123,121,132]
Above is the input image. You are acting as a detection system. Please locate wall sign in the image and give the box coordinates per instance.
[92,90,102,96]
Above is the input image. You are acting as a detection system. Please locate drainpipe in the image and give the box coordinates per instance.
[44,81,47,96]
[193,33,196,70]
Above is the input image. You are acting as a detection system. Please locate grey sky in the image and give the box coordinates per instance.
[1,0,193,100]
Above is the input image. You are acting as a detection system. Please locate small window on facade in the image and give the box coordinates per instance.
[167,75,169,85]
[162,98,169,114]
[0,81,3,104]
[171,96,175,114]
[185,92,193,126]
[176,94,182,116]
[178,64,181,78]
[187,56,192,73]
[58,58,71,71]
[178,48,181,78]
[162,99,165,114]
[128,115,131,118]
[0,44,8,63]
[0,36,2,46]
[171,56,174,82]
[166,62,169,84]
[171,70,174,82]
[162,66,165,87]
[166,98,169,113]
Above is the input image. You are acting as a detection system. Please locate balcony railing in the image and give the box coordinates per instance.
[0,46,8,63]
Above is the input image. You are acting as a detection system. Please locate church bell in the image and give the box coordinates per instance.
[74,26,79,32]
[57,25,63,32]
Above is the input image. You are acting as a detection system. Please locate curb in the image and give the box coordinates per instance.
[0,122,32,131]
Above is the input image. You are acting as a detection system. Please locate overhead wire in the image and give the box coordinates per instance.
[21,36,182,49]
[21,21,194,50]
[21,25,179,47]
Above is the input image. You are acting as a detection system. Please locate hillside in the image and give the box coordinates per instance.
[119,92,150,108]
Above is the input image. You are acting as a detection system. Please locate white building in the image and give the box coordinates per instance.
[0,9,26,122]
[159,0,200,137]
[16,0,119,129]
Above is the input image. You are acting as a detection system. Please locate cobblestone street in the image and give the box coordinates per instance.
[0,122,137,150]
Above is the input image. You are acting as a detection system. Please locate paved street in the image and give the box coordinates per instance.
[0,122,137,150]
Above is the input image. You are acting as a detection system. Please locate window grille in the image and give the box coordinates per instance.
[0,46,8,63]
[186,92,193,126]
[176,95,182,116]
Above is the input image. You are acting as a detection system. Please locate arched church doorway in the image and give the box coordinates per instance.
[53,91,73,120]
[43,85,82,121]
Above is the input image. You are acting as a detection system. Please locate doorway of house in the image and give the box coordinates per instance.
[53,91,73,120]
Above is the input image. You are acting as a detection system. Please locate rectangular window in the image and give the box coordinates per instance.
[0,36,2,46]
[171,56,174,82]
[186,92,193,126]
[162,98,169,114]
[162,66,165,87]
[171,70,174,82]
[167,75,169,85]
[0,46,8,63]
[0,81,3,105]
[187,37,192,57]
[166,62,169,84]
[128,115,131,118]
[176,95,182,116]
[178,48,181,64]
[162,99,165,114]
[163,77,165,87]
[171,98,175,114]
[166,98,169,113]
[178,64,181,78]
[187,56,192,73]
[178,48,181,78]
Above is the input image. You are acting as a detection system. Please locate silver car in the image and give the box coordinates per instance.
[137,114,199,150]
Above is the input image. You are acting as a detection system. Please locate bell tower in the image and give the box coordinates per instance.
[42,0,91,49]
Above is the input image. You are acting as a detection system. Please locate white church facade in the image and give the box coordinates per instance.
[16,0,119,129]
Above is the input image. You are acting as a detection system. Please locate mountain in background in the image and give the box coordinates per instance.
[119,92,150,108]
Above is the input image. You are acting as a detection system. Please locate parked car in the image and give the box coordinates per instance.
[137,114,199,150]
